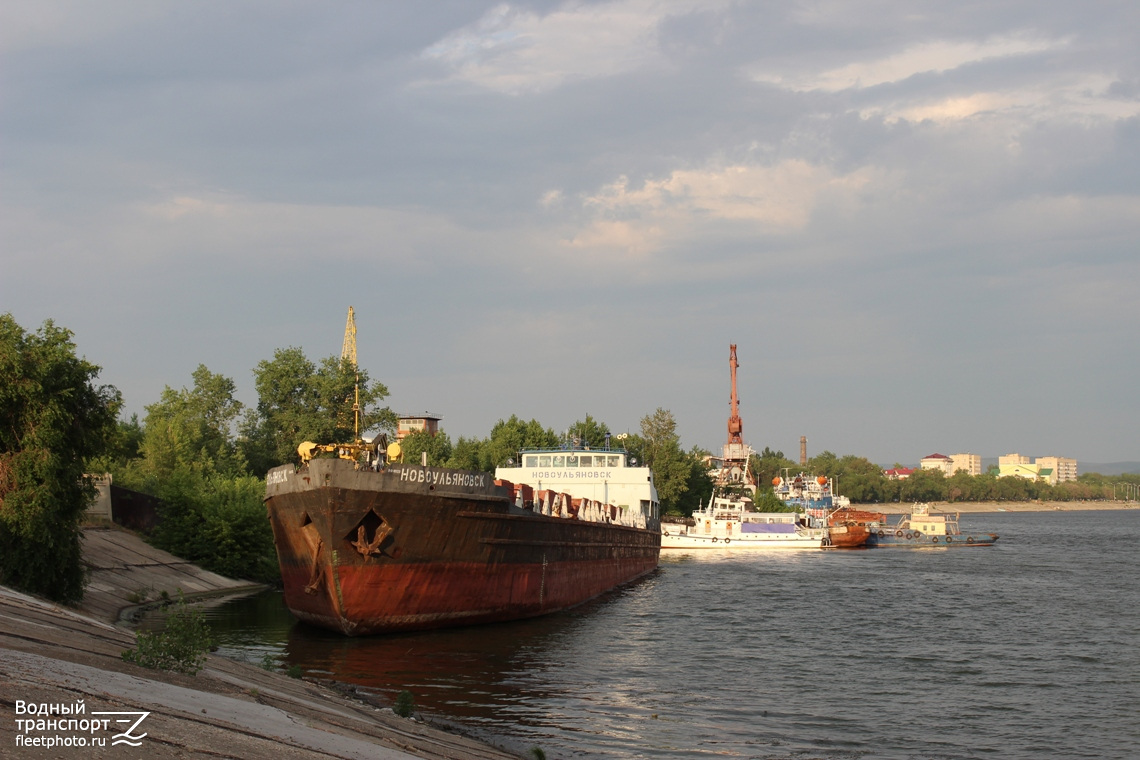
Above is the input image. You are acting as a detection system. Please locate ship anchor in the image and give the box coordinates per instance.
[350,514,393,558]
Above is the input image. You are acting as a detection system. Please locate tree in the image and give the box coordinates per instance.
[129,365,247,487]
[749,447,797,492]
[675,445,715,516]
[482,416,560,470]
[114,366,278,583]
[400,429,453,467]
[243,347,394,471]
[0,315,120,602]
[567,414,611,449]
[627,409,694,515]
[446,436,486,471]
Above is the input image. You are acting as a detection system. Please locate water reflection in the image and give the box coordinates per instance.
[195,580,651,724]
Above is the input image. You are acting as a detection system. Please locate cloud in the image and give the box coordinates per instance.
[563,160,875,255]
[420,0,717,94]
[863,75,1140,124]
[754,34,1064,93]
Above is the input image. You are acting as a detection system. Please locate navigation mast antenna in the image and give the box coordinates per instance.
[342,307,360,439]
[727,344,743,445]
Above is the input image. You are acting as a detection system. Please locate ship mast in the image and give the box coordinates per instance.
[342,306,360,440]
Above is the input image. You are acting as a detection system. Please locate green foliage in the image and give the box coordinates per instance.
[482,415,561,470]
[242,348,395,472]
[753,487,794,512]
[149,471,279,583]
[287,665,303,679]
[625,408,705,515]
[567,414,610,449]
[749,447,798,491]
[529,748,547,760]
[136,365,248,482]
[0,315,120,603]
[673,445,715,517]
[400,429,453,467]
[121,595,214,675]
[393,690,415,718]
[445,435,486,471]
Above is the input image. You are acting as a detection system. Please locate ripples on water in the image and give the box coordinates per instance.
[199,510,1140,759]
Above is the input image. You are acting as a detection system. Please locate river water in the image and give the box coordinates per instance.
[192,510,1139,759]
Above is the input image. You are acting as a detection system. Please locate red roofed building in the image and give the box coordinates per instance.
[883,467,916,480]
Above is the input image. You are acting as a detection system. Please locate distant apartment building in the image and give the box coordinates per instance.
[950,453,982,476]
[1035,456,1078,485]
[920,453,981,476]
[997,453,1077,484]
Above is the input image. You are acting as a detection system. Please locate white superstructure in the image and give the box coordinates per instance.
[661,491,830,550]
[495,448,660,527]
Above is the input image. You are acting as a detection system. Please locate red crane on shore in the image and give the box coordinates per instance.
[727,344,743,445]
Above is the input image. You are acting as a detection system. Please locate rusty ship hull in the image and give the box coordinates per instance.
[265,458,661,635]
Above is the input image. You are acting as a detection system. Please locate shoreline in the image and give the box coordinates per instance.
[0,525,523,760]
[873,500,1140,514]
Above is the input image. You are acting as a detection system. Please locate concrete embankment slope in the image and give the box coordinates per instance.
[0,526,522,760]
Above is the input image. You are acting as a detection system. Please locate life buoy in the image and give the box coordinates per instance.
[967,536,974,544]
[895,530,904,537]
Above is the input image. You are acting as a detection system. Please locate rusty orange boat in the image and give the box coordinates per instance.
[265,454,661,636]
[826,507,881,549]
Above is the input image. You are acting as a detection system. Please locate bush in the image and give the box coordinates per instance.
[121,595,214,675]
[393,690,414,718]
[150,470,279,583]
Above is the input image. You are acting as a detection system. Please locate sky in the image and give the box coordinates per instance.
[3,1,1138,467]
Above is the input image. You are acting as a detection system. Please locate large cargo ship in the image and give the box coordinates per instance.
[266,452,661,636]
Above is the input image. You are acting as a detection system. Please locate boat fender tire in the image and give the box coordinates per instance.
[663,530,670,536]
[967,536,974,544]
[724,538,731,544]
[932,537,939,544]
[877,530,884,538]
[945,536,952,543]
[711,537,718,543]
[895,530,904,537]
[905,532,913,540]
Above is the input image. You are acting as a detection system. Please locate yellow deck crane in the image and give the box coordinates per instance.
[297,307,401,465]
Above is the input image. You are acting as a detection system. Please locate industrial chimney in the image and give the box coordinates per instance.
[800,436,807,466]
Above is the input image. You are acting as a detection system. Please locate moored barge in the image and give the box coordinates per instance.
[266,455,661,635]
